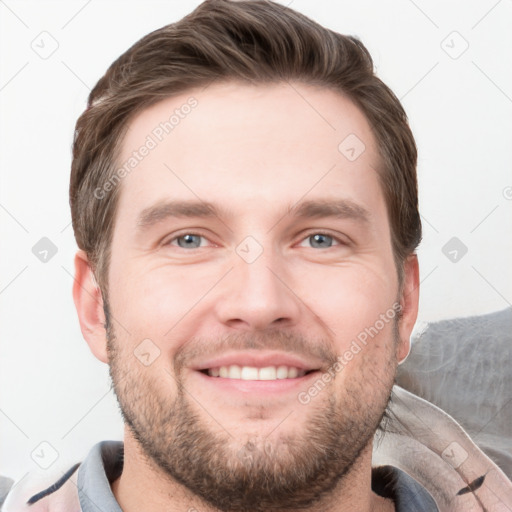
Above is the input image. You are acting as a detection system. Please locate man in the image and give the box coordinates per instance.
[4,1,511,511]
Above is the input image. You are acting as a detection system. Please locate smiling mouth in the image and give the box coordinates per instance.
[200,365,318,380]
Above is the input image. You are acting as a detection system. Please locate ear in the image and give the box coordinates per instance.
[396,253,420,363]
[72,250,109,363]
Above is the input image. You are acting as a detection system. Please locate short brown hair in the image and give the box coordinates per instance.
[70,0,421,293]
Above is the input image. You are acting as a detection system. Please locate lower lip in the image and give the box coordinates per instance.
[193,370,321,395]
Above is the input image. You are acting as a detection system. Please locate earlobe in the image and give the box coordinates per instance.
[396,254,420,363]
[72,250,109,363]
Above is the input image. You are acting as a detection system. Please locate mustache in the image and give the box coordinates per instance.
[173,329,339,374]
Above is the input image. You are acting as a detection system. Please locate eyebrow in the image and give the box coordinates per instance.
[289,199,370,223]
[136,198,370,230]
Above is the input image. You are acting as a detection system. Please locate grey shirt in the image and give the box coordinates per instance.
[26,440,439,511]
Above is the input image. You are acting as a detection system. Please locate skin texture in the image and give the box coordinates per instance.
[73,81,419,512]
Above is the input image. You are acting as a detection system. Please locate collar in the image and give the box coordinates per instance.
[77,441,123,512]
[77,441,438,511]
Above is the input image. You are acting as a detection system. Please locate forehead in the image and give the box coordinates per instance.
[115,81,384,225]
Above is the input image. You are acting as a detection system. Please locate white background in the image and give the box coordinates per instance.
[1,0,511,484]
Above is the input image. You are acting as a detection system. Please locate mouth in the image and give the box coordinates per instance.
[190,351,325,395]
[199,365,318,380]
[193,364,322,396]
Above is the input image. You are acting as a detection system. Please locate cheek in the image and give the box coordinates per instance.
[110,263,223,338]
[293,261,397,339]
[293,262,399,385]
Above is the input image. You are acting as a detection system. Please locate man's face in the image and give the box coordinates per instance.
[102,82,413,510]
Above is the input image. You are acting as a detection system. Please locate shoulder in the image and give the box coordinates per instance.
[3,440,124,512]
[374,385,512,511]
[2,463,81,512]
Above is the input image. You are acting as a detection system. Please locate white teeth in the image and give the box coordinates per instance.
[228,364,241,379]
[259,366,276,380]
[276,365,288,379]
[287,366,298,378]
[206,365,307,380]
[240,366,259,380]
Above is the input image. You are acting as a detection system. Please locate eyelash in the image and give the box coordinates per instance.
[165,231,348,250]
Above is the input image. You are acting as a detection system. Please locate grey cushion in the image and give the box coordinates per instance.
[0,476,14,509]
[396,308,512,479]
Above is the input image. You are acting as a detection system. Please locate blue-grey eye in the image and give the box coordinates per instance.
[176,234,203,248]
[308,233,334,248]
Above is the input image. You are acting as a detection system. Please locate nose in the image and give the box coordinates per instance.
[214,246,301,331]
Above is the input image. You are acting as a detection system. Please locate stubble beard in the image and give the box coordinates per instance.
[106,323,397,512]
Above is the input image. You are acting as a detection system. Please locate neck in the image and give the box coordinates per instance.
[111,427,394,512]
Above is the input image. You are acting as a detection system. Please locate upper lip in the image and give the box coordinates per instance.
[192,351,323,372]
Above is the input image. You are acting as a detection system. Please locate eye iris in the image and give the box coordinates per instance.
[178,234,201,248]
[310,234,332,248]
